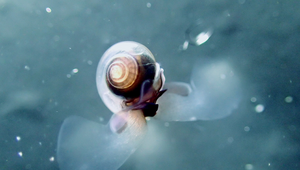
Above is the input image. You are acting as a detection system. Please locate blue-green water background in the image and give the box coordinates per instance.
[1,0,299,169]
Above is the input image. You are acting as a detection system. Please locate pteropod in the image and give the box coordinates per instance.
[57,41,241,170]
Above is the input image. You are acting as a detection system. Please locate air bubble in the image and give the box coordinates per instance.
[182,19,213,50]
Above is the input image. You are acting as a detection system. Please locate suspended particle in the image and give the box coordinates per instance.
[16,136,21,141]
[72,68,79,74]
[18,152,23,157]
[87,60,93,65]
[245,164,253,170]
[284,96,293,103]
[146,3,151,8]
[46,7,51,13]
[24,65,30,70]
[250,97,257,103]
[180,40,189,51]
[49,157,55,162]
[244,126,250,132]
[255,104,264,113]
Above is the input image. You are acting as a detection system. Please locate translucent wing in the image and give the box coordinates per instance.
[155,59,241,121]
[57,110,147,170]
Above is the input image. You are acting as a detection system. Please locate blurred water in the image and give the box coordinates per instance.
[1,0,300,169]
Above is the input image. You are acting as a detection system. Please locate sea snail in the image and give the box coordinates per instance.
[96,41,166,117]
[57,41,242,170]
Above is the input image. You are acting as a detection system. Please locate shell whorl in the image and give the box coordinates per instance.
[106,52,156,99]
[107,55,138,90]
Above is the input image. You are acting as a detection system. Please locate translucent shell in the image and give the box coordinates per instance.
[96,41,161,114]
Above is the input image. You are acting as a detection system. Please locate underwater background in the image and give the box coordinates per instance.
[0,0,299,169]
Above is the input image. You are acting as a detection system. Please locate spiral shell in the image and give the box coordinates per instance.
[96,41,164,113]
[106,55,138,90]
[105,44,156,99]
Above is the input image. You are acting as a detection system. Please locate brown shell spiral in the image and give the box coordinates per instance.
[106,54,156,99]
[107,56,138,90]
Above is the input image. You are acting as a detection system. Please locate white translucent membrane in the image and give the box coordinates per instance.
[156,59,241,121]
[57,109,147,170]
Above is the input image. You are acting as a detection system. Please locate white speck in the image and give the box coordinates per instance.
[69,47,72,50]
[24,65,30,70]
[46,7,51,13]
[87,60,93,65]
[164,122,169,127]
[16,136,21,141]
[289,80,292,83]
[146,3,151,8]
[181,40,189,50]
[189,117,197,121]
[268,163,271,166]
[245,164,253,170]
[99,117,104,122]
[145,117,151,121]
[66,74,71,78]
[244,126,250,132]
[195,30,213,46]
[39,142,42,145]
[255,104,264,113]
[284,96,293,103]
[72,68,79,74]
[220,74,226,79]
[227,137,234,143]
[18,152,23,157]
[250,97,257,103]
[49,157,55,162]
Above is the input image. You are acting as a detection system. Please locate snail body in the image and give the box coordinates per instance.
[96,41,165,114]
